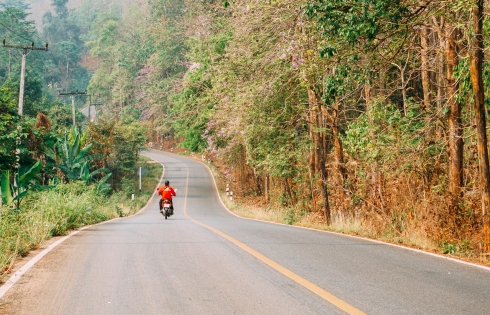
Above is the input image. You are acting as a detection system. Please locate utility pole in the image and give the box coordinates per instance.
[1,40,48,200]
[88,93,101,121]
[91,102,103,122]
[91,101,103,123]
[89,94,92,120]
[59,90,87,127]
[2,39,48,116]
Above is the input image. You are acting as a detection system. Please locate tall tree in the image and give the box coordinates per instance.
[469,0,490,251]
[445,20,464,198]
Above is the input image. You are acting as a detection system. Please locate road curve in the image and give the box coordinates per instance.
[80,105,97,121]
[1,150,490,315]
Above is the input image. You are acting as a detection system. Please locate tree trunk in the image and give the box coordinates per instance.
[308,89,319,212]
[308,89,331,223]
[308,90,318,174]
[432,16,446,112]
[265,174,270,204]
[253,168,262,196]
[400,63,408,116]
[420,25,431,109]
[379,66,386,97]
[330,101,347,185]
[318,129,331,223]
[446,23,463,197]
[315,99,323,173]
[469,0,490,251]
[284,177,296,206]
[364,82,373,106]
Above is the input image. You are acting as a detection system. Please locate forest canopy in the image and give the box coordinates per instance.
[2,0,490,257]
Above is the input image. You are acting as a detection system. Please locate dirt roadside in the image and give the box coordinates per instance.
[0,235,69,314]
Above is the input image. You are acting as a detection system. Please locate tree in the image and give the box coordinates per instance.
[86,117,148,189]
[42,0,89,95]
[0,87,18,171]
[1,161,42,208]
[469,0,490,251]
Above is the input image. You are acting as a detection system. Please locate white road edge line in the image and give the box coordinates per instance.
[0,160,166,299]
[183,164,366,315]
[200,159,490,273]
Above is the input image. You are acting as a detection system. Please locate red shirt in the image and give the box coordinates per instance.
[158,186,176,200]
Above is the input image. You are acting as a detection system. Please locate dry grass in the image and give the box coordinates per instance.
[177,152,488,266]
[0,157,162,282]
[220,194,462,258]
[208,164,486,265]
[221,193,285,222]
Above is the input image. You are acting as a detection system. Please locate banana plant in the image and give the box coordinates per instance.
[96,172,112,192]
[45,129,92,173]
[59,158,111,185]
[1,161,43,208]
[46,128,111,185]
[1,170,13,206]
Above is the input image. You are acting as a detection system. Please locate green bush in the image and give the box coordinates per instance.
[0,157,162,281]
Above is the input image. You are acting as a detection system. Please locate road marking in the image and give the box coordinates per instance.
[196,156,490,274]
[0,230,83,299]
[182,165,367,315]
[0,157,165,300]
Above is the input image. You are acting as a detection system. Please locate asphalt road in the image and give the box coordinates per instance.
[2,150,490,315]
[80,105,97,121]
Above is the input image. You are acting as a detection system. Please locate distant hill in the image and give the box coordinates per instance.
[23,0,51,29]
[24,0,136,30]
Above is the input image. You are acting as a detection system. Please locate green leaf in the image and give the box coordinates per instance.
[97,173,112,190]
[1,170,13,204]
[75,143,93,163]
[58,165,80,181]
[12,190,27,201]
[18,161,42,185]
[89,168,111,178]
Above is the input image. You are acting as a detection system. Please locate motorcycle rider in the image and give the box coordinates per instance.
[157,180,176,214]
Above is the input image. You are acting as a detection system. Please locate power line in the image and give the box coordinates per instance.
[0,2,69,82]
[48,49,69,82]
[0,2,39,41]
[1,39,49,116]
[59,90,87,127]
[0,19,33,43]
[1,1,87,92]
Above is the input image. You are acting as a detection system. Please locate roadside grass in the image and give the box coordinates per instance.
[220,192,285,222]
[204,160,444,258]
[0,156,162,282]
[221,191,442,252]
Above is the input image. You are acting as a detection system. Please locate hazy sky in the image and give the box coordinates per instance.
[23,0,59,29]
[22,0,134,30]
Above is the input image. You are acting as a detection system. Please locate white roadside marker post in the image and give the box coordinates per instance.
[139,167,142,191]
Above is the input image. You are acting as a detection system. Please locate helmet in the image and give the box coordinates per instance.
[164,180,169,186]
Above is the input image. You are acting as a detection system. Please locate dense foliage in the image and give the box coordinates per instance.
[89,0,489,256]
[4,0,490,262]
[0,0,151,276]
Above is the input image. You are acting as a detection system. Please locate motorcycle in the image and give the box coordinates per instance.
[161,198,173,219]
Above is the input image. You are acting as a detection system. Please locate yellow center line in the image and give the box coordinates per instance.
[182,165,367,315]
